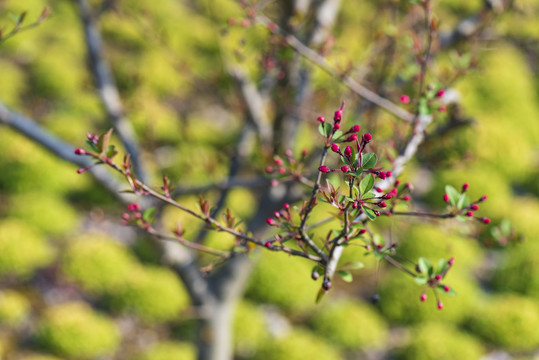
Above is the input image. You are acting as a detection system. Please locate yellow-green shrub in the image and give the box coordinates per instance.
[0,219,55,278]
[311,299,388,350]
[132,341,196,360]
[252,329,342,360]
[466,294,539,351]
[233,301,268,356]
[0,290,31,326]
[395,322,485,360]
[35,302,120,359]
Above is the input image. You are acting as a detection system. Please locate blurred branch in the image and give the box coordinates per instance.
[76,0,147,181]
[0,100,127,200]
[257,15,416,123]
[0,7,51,44]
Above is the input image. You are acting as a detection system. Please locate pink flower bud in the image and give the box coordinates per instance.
[374,211,380,216]
[462,183,469,192]
[331,143,340,153]
[437,301,443,310]
[317,116,325,123]
[378,172,386,180]
[471,204,479,211]
[74,148,87,155]
[283,203,290,210]
[266,218,276,226]
[436,89,445,97]
[400,94,410,104]
[448,257,455,265]
[333,123,340,131]
[318,166,331,173]
[375,187,383,193]
[383,194,392,199]
[274,157,283,166]
[482,217,491,224]
[376,244,383,249]
[359,229,367,235]
[350,125,361,133]
[435,274,442,281]
[378,201,387,208]
[363,133,372,142]
[334,102,344,122]
[121,213,130,220]
[403,195,411,201]
[390,188,398,196]
[264,241,272,248]
[273,211,280,219]
[341,165,349,173]
[420,293,427,302]
[344,146,352,157]
[270,179,279,187]
[346,134,358,142]
[444,285,450,292]
[76,168,87,174]
[278,168,286,174]
[265,166,274,173]
[466,211,474,217]
[395,180,401,186]
[480,195,488,202]
[443,193,450,202]
[128,203,140,212]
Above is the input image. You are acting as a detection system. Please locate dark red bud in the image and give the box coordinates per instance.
[443,193,450,202]
[318,166,331,173]
[127,203,140,212]
[403,195,411,201]
[344,146,352,157]
[341,165,349,173]
[363,133,372,142]
[436,89,445,97]
[444,285,450,292]
[482,217,491,224]
[437,301,443,310]
[471,204,479,211]
[350,125,361,133]
[331,143,340,153]
[462,183,469,192]
[435,275,442,281]
[466,211,474,217]
[317,116,325,123]
[448,257,455,265]
[379,201,387,208]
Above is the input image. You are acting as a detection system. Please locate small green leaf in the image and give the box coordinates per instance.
[143,207,156,222]
[362,206,376,221]
[457,194,469,210]
[333,130,343,140]
[362,191,376,200]
[445,185,460,206]
[437,259,449,275]
[361,153,377,169]
[360,174,375,195]
[318,122,332,137]
[418,257,433,277]
[315,287,326,303]
[338,270,353,282]
[414,276,428,285]
[341,261,364,270]
[418,97,431,115]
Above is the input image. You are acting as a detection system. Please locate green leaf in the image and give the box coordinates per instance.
[445,185,460,206]
[437,259,449,275]
[362,191,376,200]
[143,207,156,223]
[361,153,377,169]
[338,270,353,282]
[315,287,326,303]
[362,206,376,221]
[318,122,332,137]
[418,257,433,277]
[352,186,359,199]
[360,174,375,195]
[341,261,364,270]
[333,130,343,140]
[418,97,431,115]
[97,128,113,154]
[457,194,469,210]
[414,276,428,285]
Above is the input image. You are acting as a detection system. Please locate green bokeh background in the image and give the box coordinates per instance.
[0,0,538,359]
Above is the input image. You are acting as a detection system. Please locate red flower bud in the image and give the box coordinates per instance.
[264,241,272,248]
[333,123,340,131]
[318,166,331,173]
[443,193,450,203]
[283,203,290,210]
[346,134,358,142]
[403,195,411,201]
[270,179,279,187]
[317,116,325,123]
[480,195,488,202]
[344,146,352,157]
[273,211,281,219]
[385,171,393,177]
[482,217,491,224]
[375,187,383,193]
[378,172,386,180]
[265,166,274,173]
[378,201,387,208]
[462,183,469,192]
[274,157,283,166]
[420,293,427,302]
[435,274,442,281]
[437,301,443,310]
[471,204,479,211]
[363,133,372,142]
[350,125,361,133]
[266,218,276,226]
[444,285,450,292]
[127,203,140,212]
[359,229,367,235]
[466,211,474,217]
[341,165,349,173]
[74,148,87,155]
[331,143,340,153]
[436,89,445,97]
[334,102,344,122]
[400,94,410,104]
[448,257,455,265]
[278,167,286,174]
[438,106,447,112]
[76,168,87,174]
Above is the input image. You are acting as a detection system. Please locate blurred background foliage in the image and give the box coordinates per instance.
[0,0,538,359]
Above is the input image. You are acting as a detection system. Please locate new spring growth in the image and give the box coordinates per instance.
[334,102,344,123]
[400,94,411,104]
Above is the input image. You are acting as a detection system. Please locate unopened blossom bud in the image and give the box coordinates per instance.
[273,211,281,219]
[121,213,130,220]
[341,165,349,173]
[374,211,380,216]
[466,211,474,217]
[462,183,469,192]
[379,201,387,208]
[278,168,286,174]
[322,279,332,291]
[344,146,352,157]
[385,170,393,177]
[264,241,272,248]
[420,293,427,302]
[76,168,87,174]
[317,116,325,123]
[436,89,445,97]
[435,275,442,281]
[346,134,358,142]
[270,179,279,187]
[444,285,450,292]
[128,203,140,212]
[395,180,401,186]
[443,193,450,202]
[437,301,443,310]
[334,102,344,122]
[350,125,361,133]
[302,149,308,156]
[376,244,383,249]
[375,187,383,193]
[265,166,274,173]
[318,166,331,173]
[400,94,410,104]
[403,195,411,201]
[284,203,290,210]
[359,229,367,235]
[448,257,455,265]
[439,106,447,112]
[274,157,283,166]
[266,218,277,226]
[74,148,87,155]
[331,143,340,153]
[363,133,372,142]
[480,195,488,202]
[333,123,340,131]
[378,172,386,180]
[471,204,479,211]
[311,270,320,280]
[482,217,491,224]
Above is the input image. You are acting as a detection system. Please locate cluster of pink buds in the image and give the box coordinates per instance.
[121,203,141,225]
[443,183,490,224]
[266,203,292,229]
[400,86,447,112]
[266,149,309,187]
[418,257,455,310]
